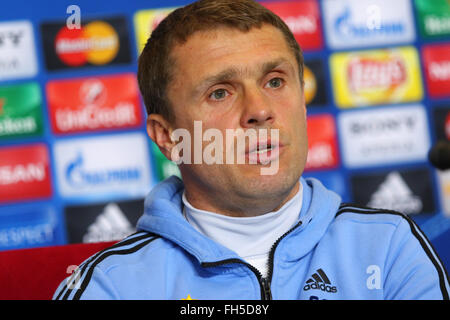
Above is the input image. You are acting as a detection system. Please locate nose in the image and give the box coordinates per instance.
[240,86,275,128]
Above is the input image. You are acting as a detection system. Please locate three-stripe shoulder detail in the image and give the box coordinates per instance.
[336,203,408,218]
[336,203,450,300]
[55,231,160,300]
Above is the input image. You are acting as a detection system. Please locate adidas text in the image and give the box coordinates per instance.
[303,282,337,293]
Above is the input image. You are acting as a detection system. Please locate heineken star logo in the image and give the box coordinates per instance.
[0,98,4,115]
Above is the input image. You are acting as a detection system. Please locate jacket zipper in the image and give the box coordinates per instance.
[260,277,272,300]
[201,258,272,300]
[201,219,303,300]
[265,220,303,283]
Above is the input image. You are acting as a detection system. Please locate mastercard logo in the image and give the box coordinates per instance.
[303,65,317,105]
[54,21,119,67]
[445,112,450,140]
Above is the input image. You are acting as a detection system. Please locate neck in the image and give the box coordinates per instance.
[183,179,300,218]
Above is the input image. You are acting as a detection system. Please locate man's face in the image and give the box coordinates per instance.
[166,24,308,216]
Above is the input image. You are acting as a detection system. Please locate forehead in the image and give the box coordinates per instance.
[169,24,298,83]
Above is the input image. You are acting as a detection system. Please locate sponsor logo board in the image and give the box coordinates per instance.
[322,0,415,49]
[46,73,143,135]
[0,20,38,81]
[0,204,59,250]
[432,105,450,141]
[151,142,180,181]
[303,170,347,201]
[338,105,430,168]
[330,46,423,108]
[0,82,43,139]
[305,114,340,171]
[53,132,152,198]
[436,170,450,217]
[41,16,131,70]
[64,199,143,244]
[0,144,52,203]
[422,44,450,99]
[414,0,450,38]
[304,58,328,107]
[350,168,435,215]
[263,0,323,51]
[134,7,177,53]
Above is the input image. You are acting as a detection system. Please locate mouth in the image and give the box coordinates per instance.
[246,140,281,164]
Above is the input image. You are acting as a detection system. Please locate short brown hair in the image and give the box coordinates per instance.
[137,0,304,122]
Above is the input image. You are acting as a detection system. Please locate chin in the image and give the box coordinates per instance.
[236,164,302,200]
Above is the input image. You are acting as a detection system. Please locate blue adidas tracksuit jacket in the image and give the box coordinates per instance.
[54,176,450,300]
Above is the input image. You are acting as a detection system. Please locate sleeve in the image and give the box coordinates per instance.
[383,216,450,300]
[53,265,120,300]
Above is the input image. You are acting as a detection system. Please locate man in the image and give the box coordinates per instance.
[54,0,449,300]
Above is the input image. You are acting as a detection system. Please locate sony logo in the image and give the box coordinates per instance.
[0,30,24,48]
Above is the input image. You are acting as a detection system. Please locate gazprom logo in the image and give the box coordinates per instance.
[334,7,404,38]
[323,0,415,49]
[54,132,152,198]
[65,152,141,187]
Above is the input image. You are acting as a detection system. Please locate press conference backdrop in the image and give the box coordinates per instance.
[0,0,449,269]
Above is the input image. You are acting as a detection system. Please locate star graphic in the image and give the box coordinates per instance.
[181,294,196,300]
[0,98,4,116]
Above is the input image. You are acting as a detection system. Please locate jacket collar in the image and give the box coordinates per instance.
[137,175,341,264]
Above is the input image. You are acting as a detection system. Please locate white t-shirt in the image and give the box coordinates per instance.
[182,184,303,278]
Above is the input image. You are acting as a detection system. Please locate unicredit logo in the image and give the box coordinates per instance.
[47,74,142,134]
[54,78,137,132]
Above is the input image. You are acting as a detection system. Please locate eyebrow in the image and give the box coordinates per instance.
[192,57,292,97]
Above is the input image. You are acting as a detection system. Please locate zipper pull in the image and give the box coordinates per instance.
[261,277,272,300]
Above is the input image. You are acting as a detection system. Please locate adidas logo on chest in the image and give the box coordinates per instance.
[303,268,337,293]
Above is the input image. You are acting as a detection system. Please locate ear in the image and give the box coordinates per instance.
[147,114,176,160]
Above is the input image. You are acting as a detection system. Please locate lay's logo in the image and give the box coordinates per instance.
[330,46,423,108]
[41,16,131,70]
[347,57,406,93]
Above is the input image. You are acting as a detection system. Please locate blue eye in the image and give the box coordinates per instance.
[209,88,228,100]
[267,78,283,88]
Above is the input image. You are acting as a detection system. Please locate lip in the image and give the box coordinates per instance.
[245,139,282,164]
